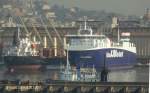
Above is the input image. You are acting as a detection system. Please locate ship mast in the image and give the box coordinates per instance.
[60,44,72,81]
[78,16,93,35]
[117,19,120,44]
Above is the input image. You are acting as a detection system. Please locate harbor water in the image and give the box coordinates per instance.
[0,64,149,82]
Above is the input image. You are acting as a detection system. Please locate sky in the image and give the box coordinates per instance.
[48,0,150,16]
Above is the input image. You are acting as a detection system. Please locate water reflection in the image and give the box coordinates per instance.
[108,68,137,82]
[0,66,149,82]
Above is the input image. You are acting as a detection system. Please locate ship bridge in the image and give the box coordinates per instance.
[65,35,111,50]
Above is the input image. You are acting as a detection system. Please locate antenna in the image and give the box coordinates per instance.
[78,16,93,35]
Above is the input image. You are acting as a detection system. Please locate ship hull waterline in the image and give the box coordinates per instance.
[4,48,137,71]
[68,48,137,70]
[4,56,66,71]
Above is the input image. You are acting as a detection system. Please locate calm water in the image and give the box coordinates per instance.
[0,65,149,82]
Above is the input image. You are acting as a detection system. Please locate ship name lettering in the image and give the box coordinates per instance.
[106,50,124,58]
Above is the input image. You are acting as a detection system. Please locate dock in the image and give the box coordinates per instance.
[0,81,148,93]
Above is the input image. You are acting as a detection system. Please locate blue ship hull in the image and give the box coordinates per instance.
[68,48,137,70]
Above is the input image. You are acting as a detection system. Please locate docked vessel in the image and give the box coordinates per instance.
[65,18,137,70]
[3,27,65,71]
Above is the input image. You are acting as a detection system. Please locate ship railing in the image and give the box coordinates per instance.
[112,42,136,49]
[68,45,98,50]
[67,44,110,50]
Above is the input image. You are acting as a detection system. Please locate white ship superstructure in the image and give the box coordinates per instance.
[65,18,137,69]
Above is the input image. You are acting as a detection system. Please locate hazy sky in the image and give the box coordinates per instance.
[48,0,150,16]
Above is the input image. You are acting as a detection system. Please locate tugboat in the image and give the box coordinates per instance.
[65,17,137,70]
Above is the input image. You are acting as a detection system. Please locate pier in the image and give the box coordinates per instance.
[0,81,148,93]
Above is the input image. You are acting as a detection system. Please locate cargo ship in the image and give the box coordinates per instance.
[65,18,137,70]
[3,27,65,72]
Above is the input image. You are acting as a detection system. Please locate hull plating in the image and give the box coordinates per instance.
[4,56,66,67]
[68,48,137,69]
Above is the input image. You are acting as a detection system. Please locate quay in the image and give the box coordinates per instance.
[0,81,148,93]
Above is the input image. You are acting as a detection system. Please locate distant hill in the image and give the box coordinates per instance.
[51,5,123,22]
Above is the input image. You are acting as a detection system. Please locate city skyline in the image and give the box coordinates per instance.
[48,0,150,16]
